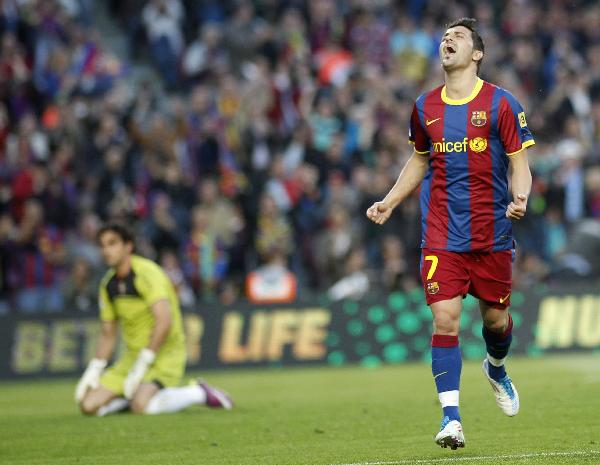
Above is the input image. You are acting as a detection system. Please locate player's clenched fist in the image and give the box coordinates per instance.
[366,201,393,225]
[506,194,527,220]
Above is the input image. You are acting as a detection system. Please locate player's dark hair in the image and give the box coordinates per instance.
[446,17,484,74]
[97,223,135,246]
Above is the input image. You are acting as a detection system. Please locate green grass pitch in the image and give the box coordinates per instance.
[2,355,600,465]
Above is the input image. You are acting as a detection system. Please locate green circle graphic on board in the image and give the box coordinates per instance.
[383,343,408,362]
[343,301,359,315]
[375,324,396,343]
[412,336,429,351]
[327,351,346,366]
[361,355,382,368]
[326,332,340,347]
[355,341,371,356]
[388,292,407,311]
[462,342,486,360]
[347,319,365,336]
[368,305,388,324]
[396,312,421,334]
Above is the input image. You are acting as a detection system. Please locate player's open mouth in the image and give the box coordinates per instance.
[444,45,456,56]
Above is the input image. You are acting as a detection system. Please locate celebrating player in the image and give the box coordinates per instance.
[366,18,533,449]
[75,223,233,416]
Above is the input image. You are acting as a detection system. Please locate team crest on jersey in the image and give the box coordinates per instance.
[427,282,440,295]
[471,110,487,127]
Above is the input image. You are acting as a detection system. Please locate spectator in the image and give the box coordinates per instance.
[544,207,567,261]
[390,15,435,83]
[142,0,184,89]
[0,32,30,90]
[144,192,181,255]
[348,8,391,69]
[315,206,363,286]
[65,211,103,273]
[223,0,263,72]
[328,247,370,301]
[182,23,228,82]
[62,257,96,312]
[182,205,228,301]
[0,213,14,314]
[586,167,600,218]
[13,199,66,313]
[245,248,297,304]
[160,249,195,307]
[2,0,600,310]
[195,177,244,249]
[379,235,417,293]
[96,145,132,219]
[308,97,342,154]
[255,192,293,263]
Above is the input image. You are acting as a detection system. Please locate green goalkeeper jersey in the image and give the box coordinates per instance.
[98,255,185,356]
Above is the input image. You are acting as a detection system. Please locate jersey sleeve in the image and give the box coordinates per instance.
[135,265,170,307]
[498,93,535,156]
[99,283,117,322]
[408,102,430,154]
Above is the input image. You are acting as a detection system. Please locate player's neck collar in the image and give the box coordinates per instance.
[441,77,484,105]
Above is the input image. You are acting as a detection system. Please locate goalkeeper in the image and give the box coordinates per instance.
[75,223,232,416]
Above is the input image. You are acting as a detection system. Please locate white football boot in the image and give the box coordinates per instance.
[482,359,519,416]
[434,416,465,450]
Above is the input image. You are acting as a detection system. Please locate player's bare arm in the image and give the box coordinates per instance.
[366,150,429,225]
[506,149,532,220]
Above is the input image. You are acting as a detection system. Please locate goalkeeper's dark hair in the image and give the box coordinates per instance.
[98,223,135,246]
[446,17,484,74]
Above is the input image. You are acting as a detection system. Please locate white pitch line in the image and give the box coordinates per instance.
[328,450,600,465]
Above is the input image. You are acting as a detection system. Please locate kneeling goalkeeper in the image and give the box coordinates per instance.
[75,223,232,416]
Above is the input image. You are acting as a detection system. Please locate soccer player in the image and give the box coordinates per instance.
[75,223,233,416]
[366,18,533,449]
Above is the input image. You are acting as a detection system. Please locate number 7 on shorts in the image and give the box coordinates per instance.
[425,255,438,280]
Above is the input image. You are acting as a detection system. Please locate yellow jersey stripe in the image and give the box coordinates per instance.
[507,139,535,157]
[408,140,430,154]
[441,78,484,105]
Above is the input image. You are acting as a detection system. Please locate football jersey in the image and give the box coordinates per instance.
[99,255,185,354]
[409,78,534,252]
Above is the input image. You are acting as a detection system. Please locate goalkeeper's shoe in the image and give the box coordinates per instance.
[434,416,465,450]
[198,380,233,410]
[482,359,519,416]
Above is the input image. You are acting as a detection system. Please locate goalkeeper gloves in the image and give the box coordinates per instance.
[75,358,107,404]
[123,348,156,399]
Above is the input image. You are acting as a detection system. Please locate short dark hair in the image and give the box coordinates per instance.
[97,223,135,245]
[446,17,485,74]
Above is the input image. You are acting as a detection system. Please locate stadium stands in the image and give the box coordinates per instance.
[1,0,599,312]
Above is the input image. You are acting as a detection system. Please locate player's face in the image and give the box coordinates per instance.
[439,26,480,72]
[98,231,132,268]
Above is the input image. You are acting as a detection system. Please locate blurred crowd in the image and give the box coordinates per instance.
[1,0,600,313]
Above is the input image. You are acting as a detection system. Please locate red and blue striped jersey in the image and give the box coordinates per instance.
[409,78,534,252]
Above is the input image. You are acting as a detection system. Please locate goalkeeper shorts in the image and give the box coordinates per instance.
[100,348,186,396]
